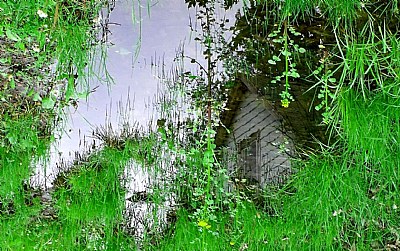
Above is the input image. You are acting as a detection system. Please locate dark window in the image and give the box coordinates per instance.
[237,131,261,184]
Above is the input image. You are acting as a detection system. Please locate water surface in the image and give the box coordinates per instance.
[32,0,201,188]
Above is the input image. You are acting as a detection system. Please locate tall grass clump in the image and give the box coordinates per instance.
[0,115,53,249]
[1,136,138,249]
[43,146,137,250]
[271,90,399,250]
[0,0,112,115]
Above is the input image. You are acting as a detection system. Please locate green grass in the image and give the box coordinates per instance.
[0,0,111,117]
[1,0,399,250]
[0,0,106,77]
[0,115,53,249]
[149,89,399,250]
[1,141,139,250]
[0,115,51,197]
[0,0,120,249]
[49,146,137,250]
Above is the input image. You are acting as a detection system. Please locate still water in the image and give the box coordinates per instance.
[31,0,203,188]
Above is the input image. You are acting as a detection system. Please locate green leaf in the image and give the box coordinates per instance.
[42,96,56,109]
[282,50,292,56]
[272,38,284,43]
[298,47,306,53]
[158,127,167,140]
[272,55,281,61]
[268,59,276,65]
[6,134,17,145]
[9,77,15,89]
[206,199,214,205]
[203,149,215,166]
[27,89,35,97]
[33,92,41,101]
[20,139,34,150]
[289,71,300,78]
[328,78,336,83]
[65,76,75,101]
[6,29,20,42]
[15,41,25,51]
[168,140,175,150]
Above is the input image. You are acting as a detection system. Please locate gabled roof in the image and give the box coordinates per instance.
[216,75,328,149]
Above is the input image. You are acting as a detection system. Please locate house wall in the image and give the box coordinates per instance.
[226,92,293,187]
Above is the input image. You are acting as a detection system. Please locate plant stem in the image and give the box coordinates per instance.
[284,18,289,96]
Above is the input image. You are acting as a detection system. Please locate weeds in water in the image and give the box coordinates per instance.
[267,17,306,108]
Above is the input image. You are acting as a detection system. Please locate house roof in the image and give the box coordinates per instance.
[216,75,328,149]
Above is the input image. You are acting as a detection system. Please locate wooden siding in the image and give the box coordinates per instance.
[226,92,292,187]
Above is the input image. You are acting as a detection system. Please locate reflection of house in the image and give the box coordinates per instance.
[217,83,294,188]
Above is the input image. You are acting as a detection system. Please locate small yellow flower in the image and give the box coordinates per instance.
[198,220,211,229]
[198,220,208,228]
[229,241,235,246]
[281,99,290,108]
[37,9,48,18]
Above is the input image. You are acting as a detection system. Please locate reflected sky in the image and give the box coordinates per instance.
[61,0,198,153]
[31,0,241,188]
[32,0,200,187]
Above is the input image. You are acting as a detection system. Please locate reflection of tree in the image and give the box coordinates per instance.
[185,0,400,146]
[227,0,399,94]
[227,2,333,93]
[185,0,239,9]
[183,0,238,125]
